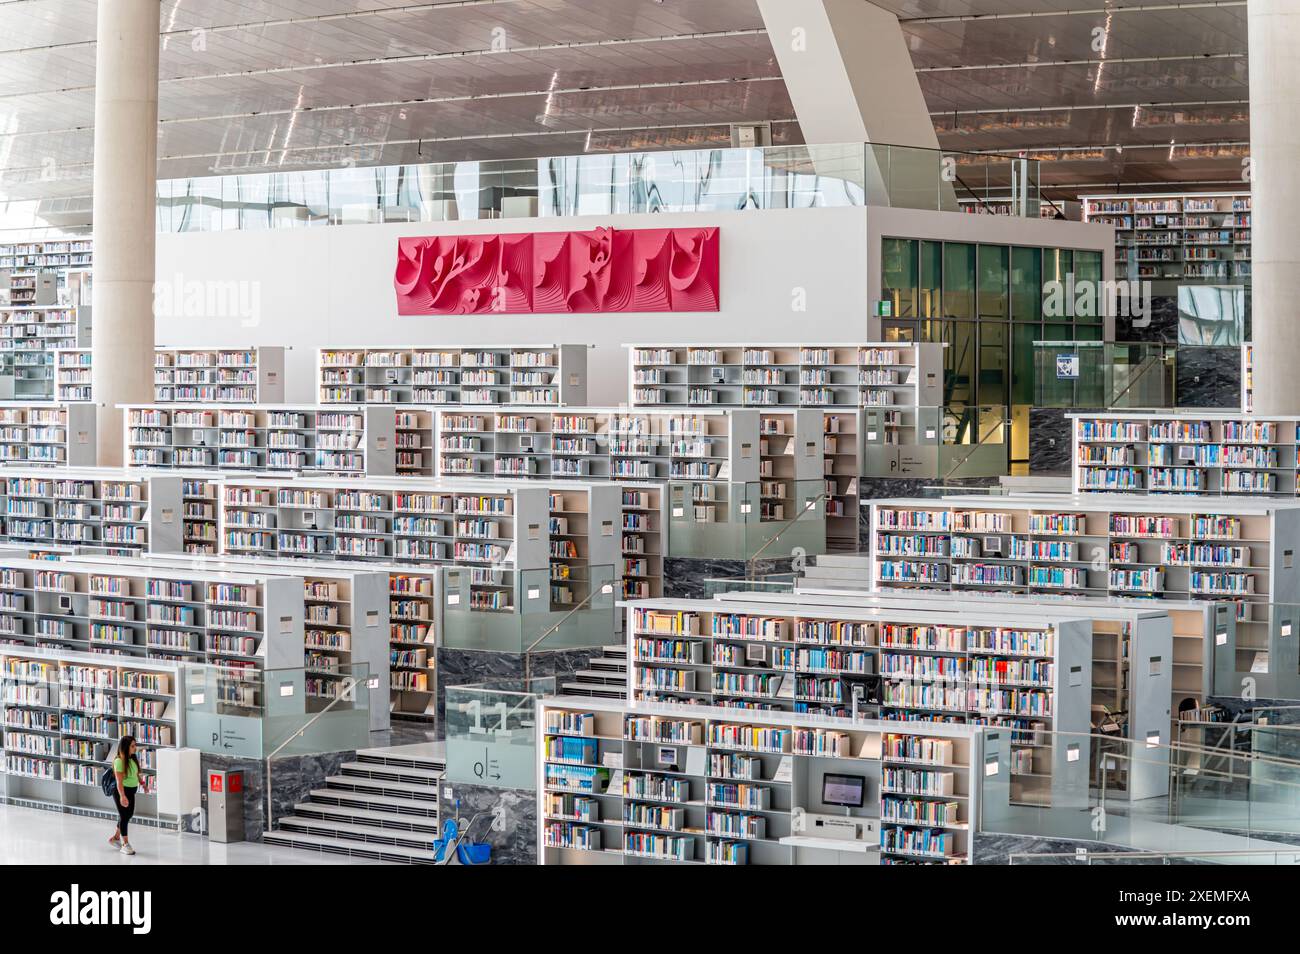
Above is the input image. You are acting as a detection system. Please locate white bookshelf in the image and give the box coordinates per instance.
[625,342,943,411]
[0,645,181,819]
[0,402,95,466]
[867,494,1300,685]
[122,403,396,476]
[538,696,982,865]
[1070,412,1300,496]
[54,350,93,402]
[0,468,185,556]
[1242,343,1253,414]
[318,344,588,406]
[0,242,92,401]
[714,588,1190,801]
[153,346,286,404]
[626,597,1091,808]
[1082,192,1251,281]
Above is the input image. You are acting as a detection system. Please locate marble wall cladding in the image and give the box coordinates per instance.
[435,647,597,736]
[1029,407,1089,475]
[973,831,1139,865]
[663,556,794,598]
[1115,291,1178,343]
[199,750,354,840]
[438,781,537,865]
[1175,345,1241,408]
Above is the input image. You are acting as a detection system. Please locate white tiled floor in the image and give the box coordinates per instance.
[0,802,389,865]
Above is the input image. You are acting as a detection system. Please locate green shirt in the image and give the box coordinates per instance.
[113,756,139,789]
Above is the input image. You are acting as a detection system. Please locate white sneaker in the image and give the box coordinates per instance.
[120,844,136,856]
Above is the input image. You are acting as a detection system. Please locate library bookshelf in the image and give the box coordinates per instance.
[0,645,182,820]
[54,350,92,402]
[0,242,92,401]
[625,341,943,411]
[122,404,397,476]
[153,346,286,404]
[317,344,588,406]
[625,597,1090,808]
[1070,412,1300,496]
[0,402,95,466]
[1242,343,1253,414]
[0,468,185,556]
[538,696,983,865]
[1082,192,1251,281]
[712,589,1191,801]
[867,495,1300,688]
[73,553,393,731]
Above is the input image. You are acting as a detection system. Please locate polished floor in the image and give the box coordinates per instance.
[0,802,391,865]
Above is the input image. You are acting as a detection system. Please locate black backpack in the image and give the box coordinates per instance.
[100,765,116,798]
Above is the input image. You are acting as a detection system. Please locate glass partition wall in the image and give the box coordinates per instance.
[881,238,1105,474]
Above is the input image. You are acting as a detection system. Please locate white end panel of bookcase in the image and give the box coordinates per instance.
[363,406,397,477]
[727,408,761,485]
[792,409,825,482]
[513,486,552,571]
[1129,613,1173,801]
[263,575,307,672]
[558,345,588,406]
[350,570,392,732]
[65,402,97,466]
[146,475,186,554]
[586,484,623,577]
[1051,618,1093,807]
[256,346,287,403]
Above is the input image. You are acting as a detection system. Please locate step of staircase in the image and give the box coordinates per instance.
[277,815,443,851]
[292,801,442,832]
[267,744,446,864]
[306,787,440,817]
[561,680,626,698]
[569,668,625,684]
[262,830,442,864]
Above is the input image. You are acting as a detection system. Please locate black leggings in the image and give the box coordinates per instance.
[116,786,137,839]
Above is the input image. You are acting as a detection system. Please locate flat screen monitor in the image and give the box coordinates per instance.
[821,772,865,808]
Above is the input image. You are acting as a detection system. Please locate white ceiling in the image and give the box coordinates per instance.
[0,0,1252,216]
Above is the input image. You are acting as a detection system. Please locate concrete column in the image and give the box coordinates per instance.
[91,0,159,464]
[1247,0,1300,415]
[757,0,956,210]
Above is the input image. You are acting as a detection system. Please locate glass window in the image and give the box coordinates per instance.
[1074,250,1103,324]
[942,242,975,320]
[882,238,918,318]
[1011,324,1039,406]
[977,245,1009,320]
[942,321,976,408]
[978,322,1009,409]
[919,241,942,319]
[1043,323,1074,341]
[1010,247,1042,322]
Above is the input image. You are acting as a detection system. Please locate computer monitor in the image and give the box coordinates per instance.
[821,773,865,808]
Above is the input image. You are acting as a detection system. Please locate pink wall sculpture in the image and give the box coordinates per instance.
[395,227,719,315]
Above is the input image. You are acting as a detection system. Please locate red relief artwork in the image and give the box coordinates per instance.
[395,226,718,315]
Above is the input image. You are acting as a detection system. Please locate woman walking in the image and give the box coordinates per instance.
[108,735,140,855]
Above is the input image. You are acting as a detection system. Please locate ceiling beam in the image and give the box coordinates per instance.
[917,53,1244,72]
[899,1,1246,24]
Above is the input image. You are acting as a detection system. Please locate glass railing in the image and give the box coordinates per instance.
[444,678,555,790]
[137,142,1040,234]
[181,661,372,759]
[665,478,827,562]
[439,563,618,653]
[977,725,1300,858]
[1011,848,1300,864]
[1033,341,1177,409]
[701,574,798,598]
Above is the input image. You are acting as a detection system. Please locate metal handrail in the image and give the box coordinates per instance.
[521,579,613,684]
[1107,348,1170,409]
[264,674,363,831]
[940,408,1008,481]
[746,491,828,581]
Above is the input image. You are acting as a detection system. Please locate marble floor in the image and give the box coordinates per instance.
[0,802,392,865]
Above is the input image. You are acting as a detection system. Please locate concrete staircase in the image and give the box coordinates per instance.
[796,554,873,593]
[263,746,445,864]
[558,644,628,699]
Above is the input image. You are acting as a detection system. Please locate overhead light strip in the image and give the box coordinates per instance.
[900,1,1246,24]
[917,52,1243,72]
